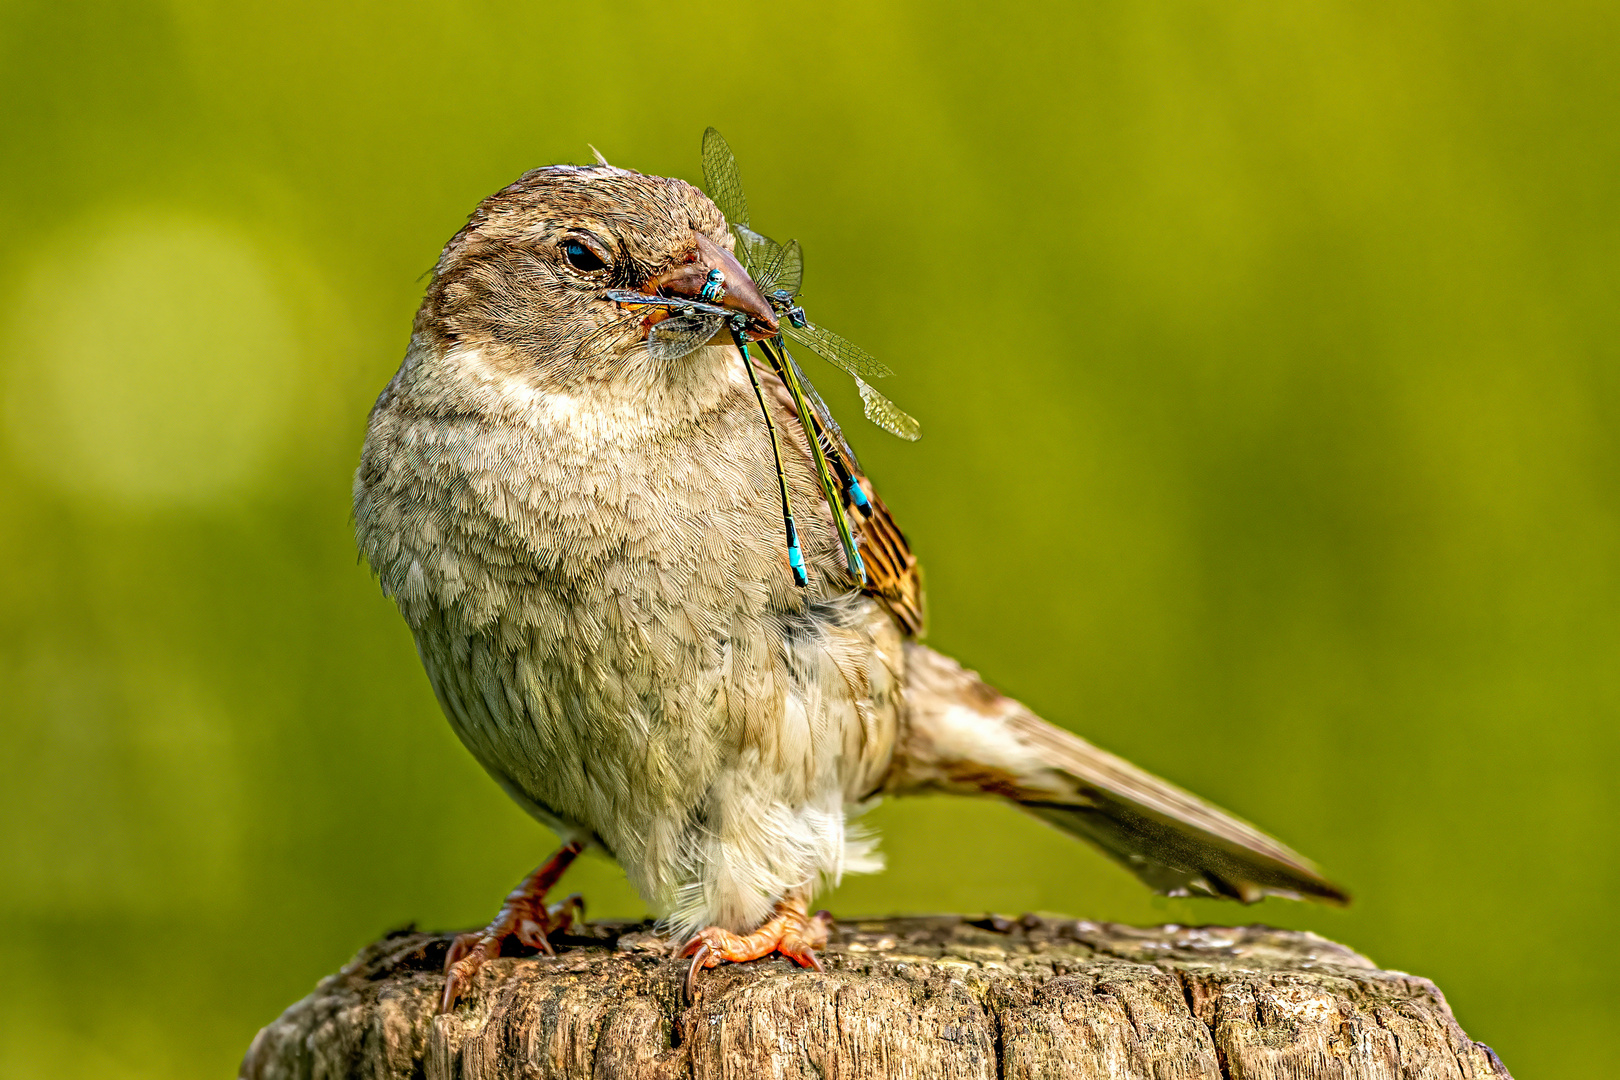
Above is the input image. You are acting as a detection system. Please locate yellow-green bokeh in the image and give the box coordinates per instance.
[2,2,1615,1076]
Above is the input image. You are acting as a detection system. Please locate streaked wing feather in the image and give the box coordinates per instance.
[856,488,925,635]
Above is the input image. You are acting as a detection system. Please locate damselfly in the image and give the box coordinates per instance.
[699,129,926,583]
[592,130,922,588]
[700,128,920,444]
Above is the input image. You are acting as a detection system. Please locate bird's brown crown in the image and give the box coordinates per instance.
[416,164,730,361]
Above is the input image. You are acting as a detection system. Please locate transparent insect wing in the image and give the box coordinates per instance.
[575,315,641,362]
[729,224,765,273]
[647,313,724,361]
[785,346,861,468]
[701,128,750,231]
[697,128,921,445]
[856,376,922,441]
[730,231,755,273]
[774,239,804,300]
[784,321,896,380]
[750,233,791,296]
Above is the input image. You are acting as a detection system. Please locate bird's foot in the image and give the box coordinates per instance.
[679,895,831,1000]
[440,840,585,1013]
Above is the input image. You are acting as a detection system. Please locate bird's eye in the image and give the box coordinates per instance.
[562,239,607,273]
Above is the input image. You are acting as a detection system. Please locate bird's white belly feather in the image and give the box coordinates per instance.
[361,342,898,934]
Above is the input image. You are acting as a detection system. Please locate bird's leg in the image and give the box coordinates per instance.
[679,892,831,999]
[440,839,585,1012]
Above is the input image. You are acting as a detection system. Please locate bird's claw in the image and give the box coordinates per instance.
[440,892,583,1012]
[682,941,712,1003]
[438,841,586,1013]
[678,898,831,1002]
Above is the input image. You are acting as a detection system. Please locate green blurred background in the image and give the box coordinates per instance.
[1,1,1615,1076]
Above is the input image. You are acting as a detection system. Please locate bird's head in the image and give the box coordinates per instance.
[412,163,776,396]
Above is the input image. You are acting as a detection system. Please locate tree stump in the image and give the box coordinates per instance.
[240,916,1511,1079]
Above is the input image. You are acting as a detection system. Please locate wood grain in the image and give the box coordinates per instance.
[240,916,1511,1080]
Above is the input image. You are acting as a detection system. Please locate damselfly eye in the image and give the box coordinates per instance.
[562,239,606,273]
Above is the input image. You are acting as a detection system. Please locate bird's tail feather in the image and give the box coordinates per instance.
[888,644,1348,905]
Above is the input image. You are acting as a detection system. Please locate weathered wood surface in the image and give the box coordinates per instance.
[240,916,1510,1080]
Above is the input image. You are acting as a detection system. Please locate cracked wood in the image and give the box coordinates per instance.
[240,916,1511,1080]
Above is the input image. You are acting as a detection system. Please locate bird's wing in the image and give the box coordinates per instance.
[854,485,924,637]
[887,644,1349,904]
[750,351,925,635]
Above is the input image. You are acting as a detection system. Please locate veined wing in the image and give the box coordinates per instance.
[764,238,802,300]
[647,313,725,361]
[575,314,642,362]
[783,320,895,380]
[696,130,801,302]
[782,321,917,439]
[701,128,750,231]
[732,224,772,273]
[752,237,803,302]
[787,348,860,469]
[855,376,921,441]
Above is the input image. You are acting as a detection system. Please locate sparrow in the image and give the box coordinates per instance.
[353,151,1347,1012]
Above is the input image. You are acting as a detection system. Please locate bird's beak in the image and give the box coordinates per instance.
[646,232,778,340]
